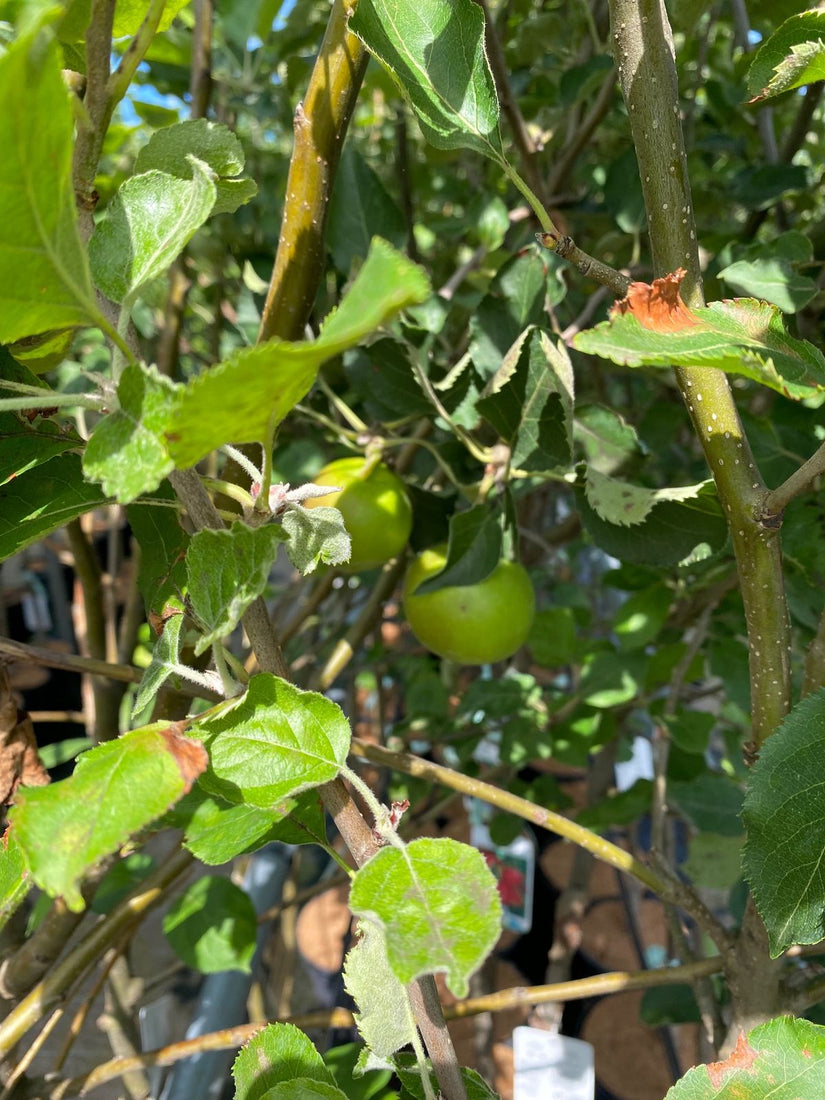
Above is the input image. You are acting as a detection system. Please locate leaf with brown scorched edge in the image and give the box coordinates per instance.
[664,1016,825,1098]
[575,289,825,401]
[747,10,825,102]
[165,238,430,469]
[9,724,207,911]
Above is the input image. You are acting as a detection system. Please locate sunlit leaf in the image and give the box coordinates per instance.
[187,522,286,655]
[747,10,825,101]
[350,0,505,162]
[664,1018,825,1098]
[233,1023,337,1100]
[89,159,216,305]
[0,455,106,563]
[348,837,501,998]
[163,875,257,973]
[83,365,180,503]
[0,28,99,342]
[194,674,350,808]
[743,689,825,954]
[10,724,207,911]
[575,298,825,401]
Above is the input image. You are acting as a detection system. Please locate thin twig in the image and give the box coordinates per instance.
[350,737,670,896]
[0,849,194,1058]
[312,558,407,690]
[762,439,825,519]
[538,233,630,298]
[44,958,724,1098]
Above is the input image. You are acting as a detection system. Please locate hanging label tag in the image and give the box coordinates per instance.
[469,820,535,934]
[513,1026,595,1100]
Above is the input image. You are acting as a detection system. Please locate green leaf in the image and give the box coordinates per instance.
[527,607,576,667]
[747,10,825,101]
[233,1022,336,1100]
[683,833,744,890]
[578,651,645,708]
[89,159,217,305]
[279,505,352,575]
[260,1083,348,1100]
[345,339,431,422]
[577,779,653,832]
[664,709,715,755]
[743,689,825,954]
[176,787,327,864]
[585,469,712,527]
[670,774,744,837]
[0,454,106,563]
[177,792,283,864]
[613,584,672,650]
[604,148,646,234]
[349,0,504,162]
[165,238,430,469]
[578,481,727,567]
[323,1044,394,1100]
[163,875,257,973]
[664,1017,825,1099]
[478,329,573,471]
[395,1054,500,1100]
[83,365,180,503]
[414,504,502,594]
[132,612,184,718]
[113,0,190,36]
[348,836,501,998]
[327,145,406,274]
[729,164,809,211]
[641,985,700,1028]
[187,522,285,656]
[470,254,549,379]
[0,412,80,485]
[133,118,257,216]
[194,674,351,809]
[0,27,99,342]
[574,404,643,475]
[126,486,189,615]
[91,852,155,914]
[475,195,510,251]
[38,737,93,768]
[0,828,30,934]
[343,921,417,1065]
[9,724,207,911]
[574,298,825,401]
[718,258,816,315]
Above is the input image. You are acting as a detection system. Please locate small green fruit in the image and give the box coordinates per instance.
[402,545,535,665]
[306,457,413,572]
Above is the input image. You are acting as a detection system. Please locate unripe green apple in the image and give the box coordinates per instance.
[306,457,413,572]
[402,545,535,664]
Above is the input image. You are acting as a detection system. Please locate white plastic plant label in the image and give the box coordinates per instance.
[513,1026,595,1100]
